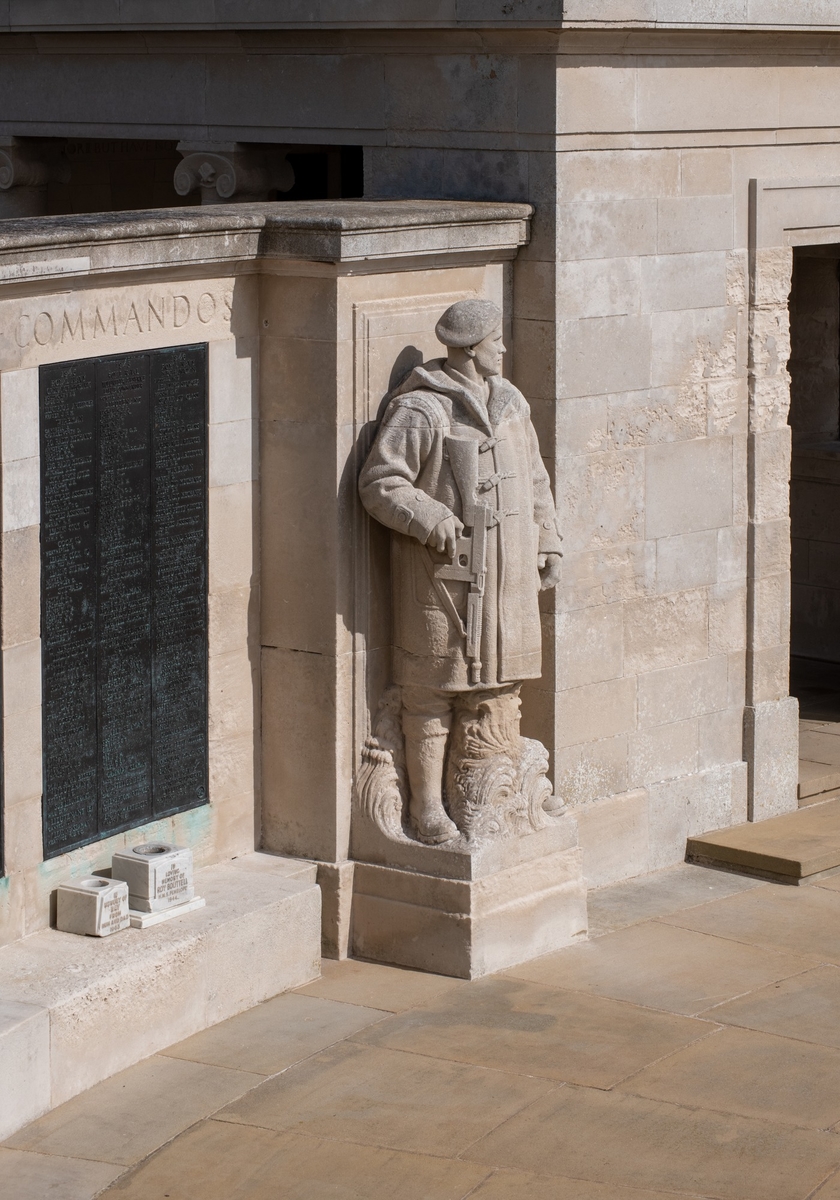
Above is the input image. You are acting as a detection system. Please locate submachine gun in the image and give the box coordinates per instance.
[432,436,493,685]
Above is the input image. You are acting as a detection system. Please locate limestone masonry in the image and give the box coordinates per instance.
[1,0,839,1135]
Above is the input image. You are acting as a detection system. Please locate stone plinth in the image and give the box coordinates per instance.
[112,843,194,913]
[0,1001,50,1139]
[0,853,321,1139]
[351,819,586,979]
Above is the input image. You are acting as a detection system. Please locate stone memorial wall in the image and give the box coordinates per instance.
[0,186,838,975]
[0,201,532,959]
[0,225,260,948]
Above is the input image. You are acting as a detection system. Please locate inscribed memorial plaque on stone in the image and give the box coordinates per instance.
[40,345,208,858]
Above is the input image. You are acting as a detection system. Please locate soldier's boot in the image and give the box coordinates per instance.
[402,715,459,845]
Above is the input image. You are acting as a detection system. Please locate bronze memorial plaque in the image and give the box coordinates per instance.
[40,345,208,858]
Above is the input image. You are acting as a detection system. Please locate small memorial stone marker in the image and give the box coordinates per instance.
[56,878,130,937]
[112,842,194,913]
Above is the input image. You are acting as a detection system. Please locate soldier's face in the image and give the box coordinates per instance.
[472,327,506,377]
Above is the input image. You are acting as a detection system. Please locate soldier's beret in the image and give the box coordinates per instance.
[435,299,502,348]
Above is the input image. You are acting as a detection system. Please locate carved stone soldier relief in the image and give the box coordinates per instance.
[357,299,564,848]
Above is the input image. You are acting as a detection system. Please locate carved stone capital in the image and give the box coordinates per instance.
[174,142,294,204]
[0,137,69,217]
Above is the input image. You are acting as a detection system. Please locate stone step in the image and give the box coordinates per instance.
[686,798,840,884]
[0,852,321,1140]
[801,785,840,809]
[798,758,840,800]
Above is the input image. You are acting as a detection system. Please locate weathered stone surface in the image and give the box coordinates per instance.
[0,1001,50,1140]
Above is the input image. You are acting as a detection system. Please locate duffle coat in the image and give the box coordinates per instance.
[359,361,562,691]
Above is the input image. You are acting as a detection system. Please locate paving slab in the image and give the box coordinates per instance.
[702,963,840,1046]
[813,1169,840,1197]
[467,1170,709,1200]
[687,798,840,881]
[586,862,763,937]
[216,1040,553,1157]
[3,1054,262,1166]
[506,919,813,1015]
[0,1146,123,1200]
[161,991,385,1075]
[350,974,711,1088]
[464,1085,840,1200]
[97,1119,489,1200]
[294,957,466,1012]
[662,881,840,962]
[618,1024,840,1129]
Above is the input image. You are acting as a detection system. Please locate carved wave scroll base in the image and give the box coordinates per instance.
[354,684,564,852]
[350,686,587,979]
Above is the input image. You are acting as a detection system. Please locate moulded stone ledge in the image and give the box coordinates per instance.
[0,852,321,1139]
[0,200,532,280]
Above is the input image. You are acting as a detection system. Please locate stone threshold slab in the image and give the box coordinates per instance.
[798,759,840,800]
[687,799,840,884]
[0,853,321,1142]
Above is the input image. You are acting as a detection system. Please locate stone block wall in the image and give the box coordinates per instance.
[366,39,840,875]
[539,141,752,882]
[6,25,840,898]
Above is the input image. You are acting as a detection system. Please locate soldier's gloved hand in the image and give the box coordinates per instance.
[428,515,464,558]
[538,553,563,591]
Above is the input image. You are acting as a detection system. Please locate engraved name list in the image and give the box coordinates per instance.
[40,344,209,858]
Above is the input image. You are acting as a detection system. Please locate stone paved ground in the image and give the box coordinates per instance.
[5,862,840,1200]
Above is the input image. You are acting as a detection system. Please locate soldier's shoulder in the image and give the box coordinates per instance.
[382,390,448,429]
[494,378,531,418]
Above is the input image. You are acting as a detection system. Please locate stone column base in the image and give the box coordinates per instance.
[351,820,587,979]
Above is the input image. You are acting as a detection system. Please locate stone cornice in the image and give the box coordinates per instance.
[2,0,840,34]
[0,1,564,32]
[0,199,532,281]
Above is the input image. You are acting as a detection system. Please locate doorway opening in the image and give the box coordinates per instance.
[788,248,840,805]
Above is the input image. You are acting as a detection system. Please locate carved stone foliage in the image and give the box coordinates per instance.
[174,142,294,204]
[355,685,562,848]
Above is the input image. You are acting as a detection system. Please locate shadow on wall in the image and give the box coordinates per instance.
[388,344,425,399]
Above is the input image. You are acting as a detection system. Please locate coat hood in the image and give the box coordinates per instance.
[391,359,522,433]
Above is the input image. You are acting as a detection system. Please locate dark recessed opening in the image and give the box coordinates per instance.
[30,138,364,216]
[788,247,840,804]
